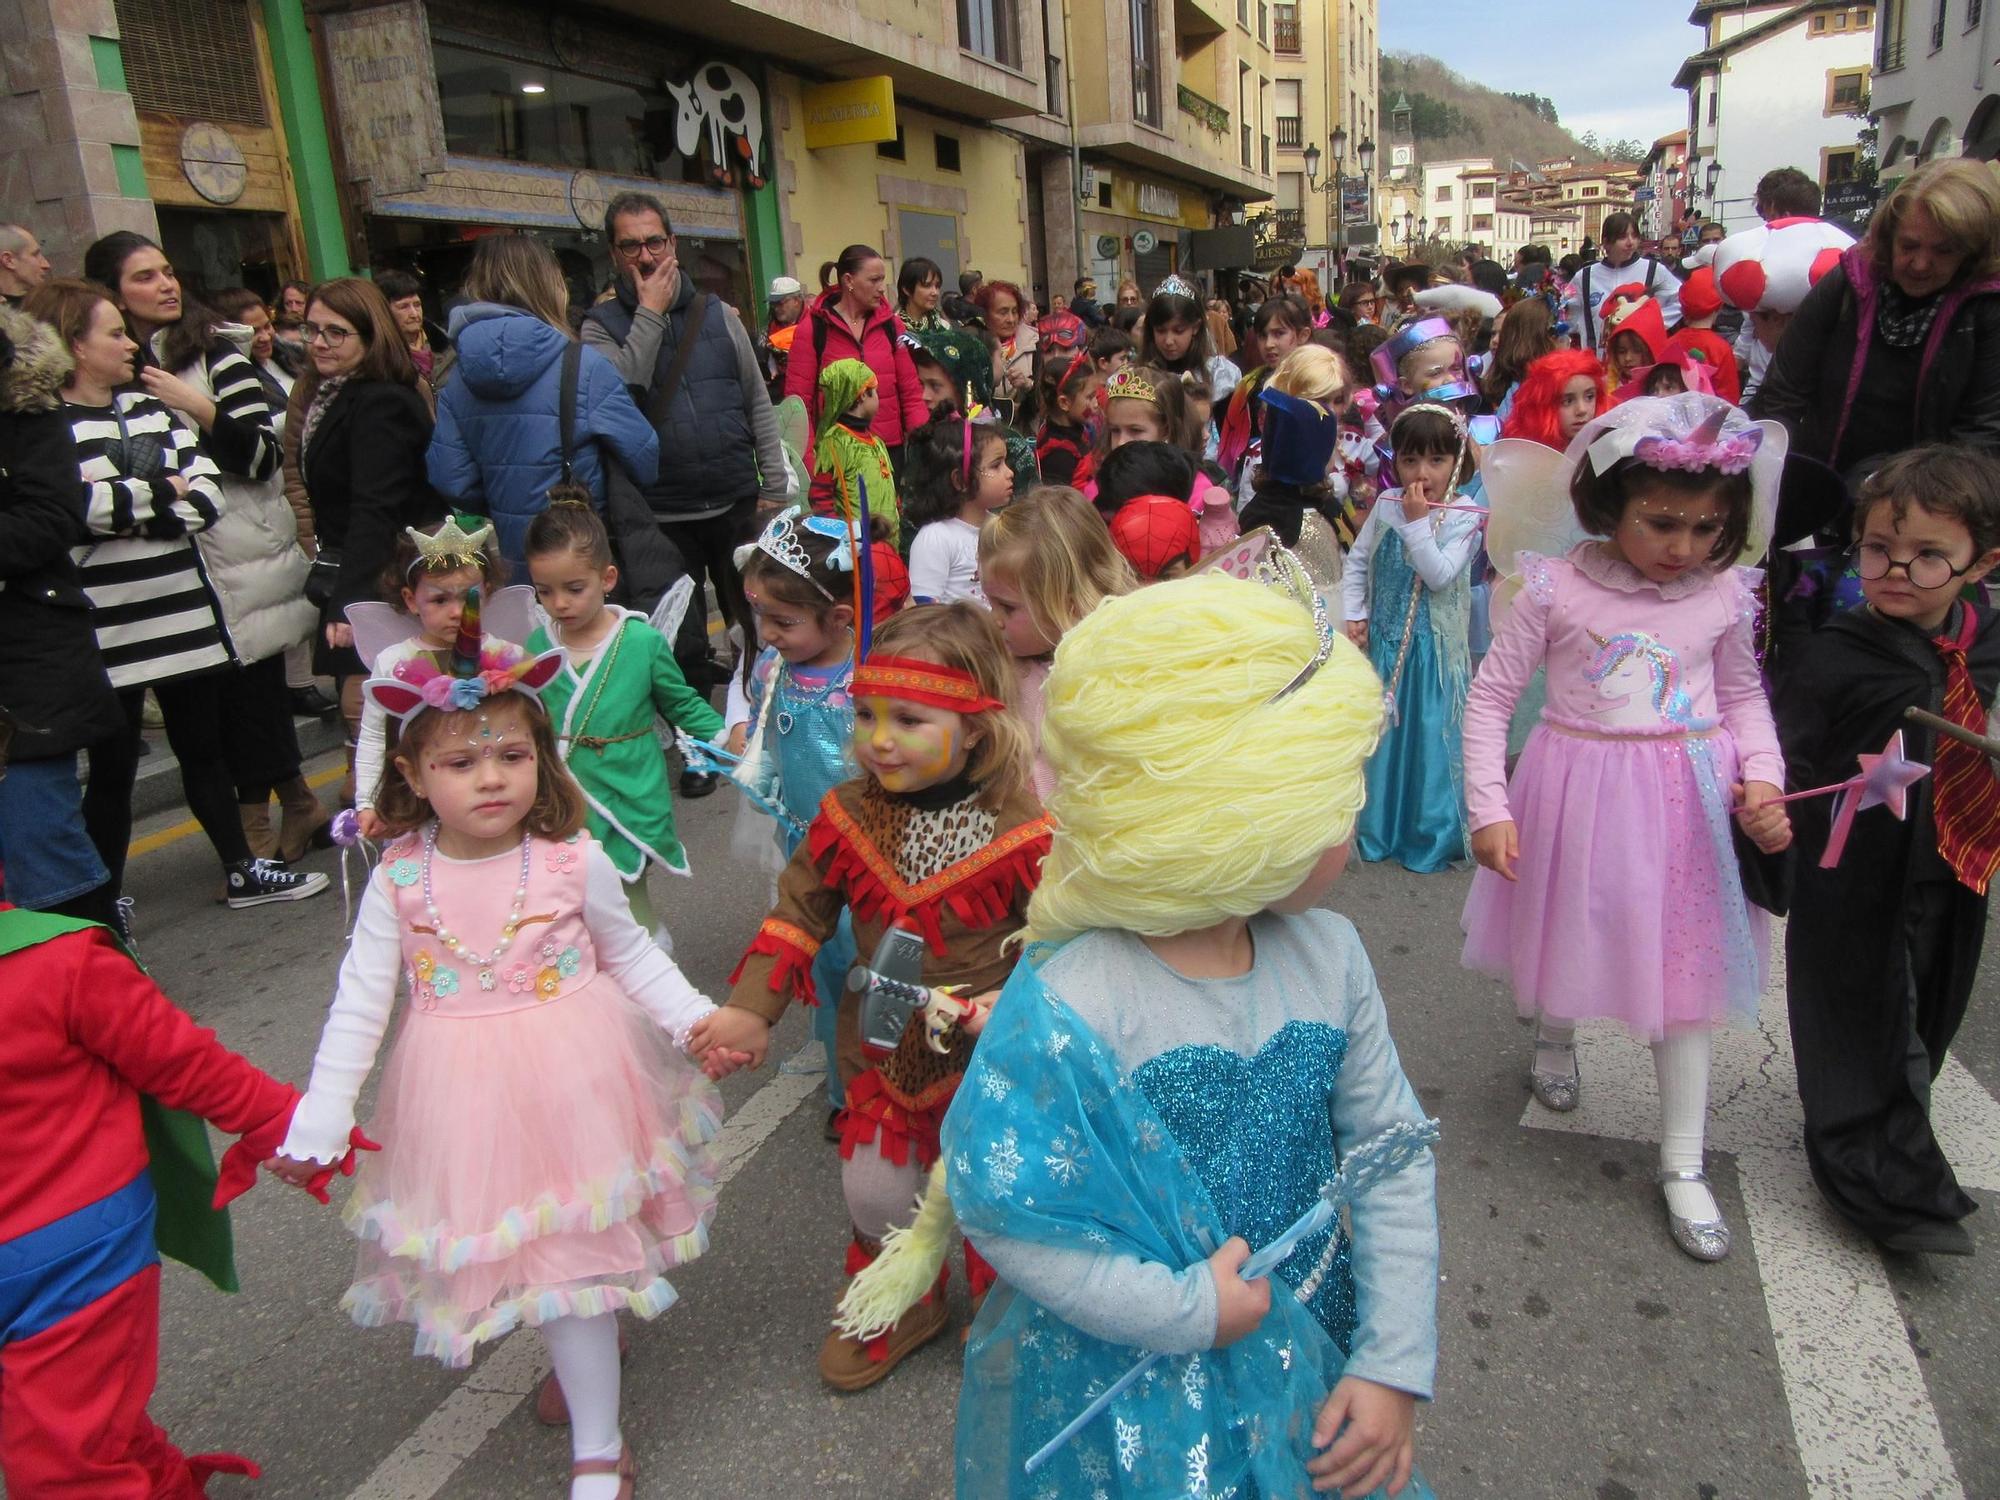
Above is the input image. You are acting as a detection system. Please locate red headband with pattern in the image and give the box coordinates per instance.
[852,654,1004,713]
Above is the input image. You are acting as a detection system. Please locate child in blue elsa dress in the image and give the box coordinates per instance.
[942,562,1440,1499]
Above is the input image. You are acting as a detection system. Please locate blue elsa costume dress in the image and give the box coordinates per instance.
[944,911,1438,1499]
[1346,481,1483,873]
[743,647,858,1103]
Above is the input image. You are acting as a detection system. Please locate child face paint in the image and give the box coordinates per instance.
[1609,484,1730,583]
[402,565,484,647]
[1398,339,1460,397]
[397,699,540,849]
[852,695,973,793]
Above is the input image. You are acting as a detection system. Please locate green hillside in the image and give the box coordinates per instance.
[1379,52,1652,169]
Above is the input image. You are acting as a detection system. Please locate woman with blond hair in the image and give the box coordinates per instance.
[426,232,658,574]
[1755,157,2000,479]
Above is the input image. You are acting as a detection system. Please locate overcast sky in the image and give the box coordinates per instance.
[1380,0,1696,150]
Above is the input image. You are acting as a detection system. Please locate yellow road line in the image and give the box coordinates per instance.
[128,763,347,859]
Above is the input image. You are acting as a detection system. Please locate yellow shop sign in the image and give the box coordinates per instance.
[803,77,897,150]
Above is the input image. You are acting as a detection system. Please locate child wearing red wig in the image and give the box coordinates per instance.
[1499,350,1609,452]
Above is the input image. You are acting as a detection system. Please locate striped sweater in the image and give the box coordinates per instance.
[64,391,232,690]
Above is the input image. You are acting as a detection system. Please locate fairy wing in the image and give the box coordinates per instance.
[647,575,698,647]
[774,394,813,502]
[480,584,541,648]
[343,601,419,670]
[1737,419,1788,569]
[1480,438,1582,633]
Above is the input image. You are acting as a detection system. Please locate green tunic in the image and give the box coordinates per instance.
[529,609,725,879]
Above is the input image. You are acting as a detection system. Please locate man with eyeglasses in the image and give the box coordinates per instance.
[582,192,788,794]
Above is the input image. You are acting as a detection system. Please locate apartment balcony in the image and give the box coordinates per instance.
[1273,15,1301,53]
[1072,76,1271,199]
[646,0,1045,120]
[1276,114,1301,148]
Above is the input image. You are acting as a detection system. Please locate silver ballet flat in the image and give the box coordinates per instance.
[1528,1039,1580,1112]
[1659,1168,1731,1262]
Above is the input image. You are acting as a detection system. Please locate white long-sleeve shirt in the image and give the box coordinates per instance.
[1564,256,1683,353]
[280,840,715,1162]
[1340,491,1483,623]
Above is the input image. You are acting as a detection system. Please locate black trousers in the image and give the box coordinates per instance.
[1787,875,1984,1240]
[660,498,757,700]
[222,653,304,801]
[84,672,251,895]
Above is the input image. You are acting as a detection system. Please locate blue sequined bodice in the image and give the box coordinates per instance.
[749,653,854,856]
[1133,1019,1357,1349]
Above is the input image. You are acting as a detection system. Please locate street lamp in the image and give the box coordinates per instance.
[1705,160,1722,201]
[1402,208,1414,244]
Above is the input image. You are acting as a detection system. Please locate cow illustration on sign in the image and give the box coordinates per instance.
[666,62,765,187]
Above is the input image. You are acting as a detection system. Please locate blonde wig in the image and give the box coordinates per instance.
[977,485,1137,647]
[1028,571,1384,942]
[1268,343,1352,404]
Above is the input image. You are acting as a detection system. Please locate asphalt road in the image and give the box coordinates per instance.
[99,746,2000,1500]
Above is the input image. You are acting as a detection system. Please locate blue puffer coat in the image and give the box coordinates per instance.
[426,303,660,572]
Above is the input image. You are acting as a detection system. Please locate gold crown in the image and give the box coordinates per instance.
[406,515,496,574]
[1102,367,1159,406]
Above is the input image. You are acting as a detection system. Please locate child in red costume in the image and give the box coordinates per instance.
[691,604,1050,1391]
[0,897,327,1498]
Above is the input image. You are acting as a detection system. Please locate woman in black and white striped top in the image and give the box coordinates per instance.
[26,275,323,910]
[95,232,329,866]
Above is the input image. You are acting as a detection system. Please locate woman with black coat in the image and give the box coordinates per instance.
[290,277,440,802]
[0,304,124,924]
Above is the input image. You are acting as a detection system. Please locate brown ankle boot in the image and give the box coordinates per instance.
[276,776,333,862]
[819,1263,950,1392]
[238,801,279,861]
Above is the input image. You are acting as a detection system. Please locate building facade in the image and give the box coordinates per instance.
[1674,1,1876,233]
[1270,0,1379,283]
[1869,0,2000,176]
[1638,129,1690,243]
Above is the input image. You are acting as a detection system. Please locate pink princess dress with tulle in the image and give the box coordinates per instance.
[281,827,721,1365]
[1460,543,1784,1037]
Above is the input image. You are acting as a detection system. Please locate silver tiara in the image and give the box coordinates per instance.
[752,512,836,601]
[1192,527,1338,703]
[1153,273,1202,303]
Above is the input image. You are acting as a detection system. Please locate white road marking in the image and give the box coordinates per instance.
[1517,943,1991,1500]
[344,1044,826,1500]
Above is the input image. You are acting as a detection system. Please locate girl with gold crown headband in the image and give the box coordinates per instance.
[350,515,520,840]
[273,588,746,1500]
[1462,392,1793,1265]
[1341,402,1484,874]
[936,560,1440,1500]
[690,603,1051,1391]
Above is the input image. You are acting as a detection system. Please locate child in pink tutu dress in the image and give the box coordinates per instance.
[274,593,740,1500]
[1460,394,1793,1264]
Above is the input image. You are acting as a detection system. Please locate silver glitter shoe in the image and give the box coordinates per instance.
[1659,1169,1731,1262]
[1528,1039,1580,1112]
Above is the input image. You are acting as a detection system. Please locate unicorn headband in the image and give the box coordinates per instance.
[405,515,495,577]
[745,511,855,602]
[361,586,562,722]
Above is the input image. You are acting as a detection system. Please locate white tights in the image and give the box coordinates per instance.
[541,1313,623,1499]
[1534,1021,1718,1221]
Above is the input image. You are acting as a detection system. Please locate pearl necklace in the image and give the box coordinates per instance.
[421,823,532,991]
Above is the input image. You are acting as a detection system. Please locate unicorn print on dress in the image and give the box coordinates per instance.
[1583,629,1693,729]
[665,63,766,187]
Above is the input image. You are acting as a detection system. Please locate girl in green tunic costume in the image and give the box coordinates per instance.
[523,503,724,939]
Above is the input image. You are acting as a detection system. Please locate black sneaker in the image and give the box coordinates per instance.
[290,685,340,721]
[679,769,719,798]
[225,857,329,908]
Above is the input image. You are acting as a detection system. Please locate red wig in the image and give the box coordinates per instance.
[1500,350,1609,451]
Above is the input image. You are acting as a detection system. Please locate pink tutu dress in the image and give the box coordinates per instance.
[1460,544,1783,1038]
[282,827,720,1365]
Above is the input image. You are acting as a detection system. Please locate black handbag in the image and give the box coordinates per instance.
[304,549,342,608]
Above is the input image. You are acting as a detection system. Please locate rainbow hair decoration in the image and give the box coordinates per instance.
[360,585,562,723]
[1585,629,1692,723]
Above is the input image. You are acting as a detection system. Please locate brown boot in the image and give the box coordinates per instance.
[238,801,279,861]
[276,776,333,862]
[818,1287,950,1392]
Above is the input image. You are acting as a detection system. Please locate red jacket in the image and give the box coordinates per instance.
[784,291,930,445]
[0,920,298,1243]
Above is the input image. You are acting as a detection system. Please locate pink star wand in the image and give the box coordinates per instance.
[1764,730,1931,868]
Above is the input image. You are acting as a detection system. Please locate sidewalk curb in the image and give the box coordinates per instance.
[128,714,346,822]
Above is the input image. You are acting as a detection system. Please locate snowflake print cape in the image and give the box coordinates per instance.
[942,954,1434,1500]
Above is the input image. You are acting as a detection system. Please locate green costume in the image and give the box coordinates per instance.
[528,610,725,879]
[813,359,900,538]
[904,329,1040,494]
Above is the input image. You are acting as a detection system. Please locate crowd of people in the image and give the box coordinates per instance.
[0,153,1997,1499]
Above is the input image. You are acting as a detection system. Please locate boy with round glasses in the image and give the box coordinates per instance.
[1774,443,2000,1256]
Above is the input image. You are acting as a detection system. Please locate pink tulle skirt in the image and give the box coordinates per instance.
[339,975,721,1366]
[1461,722,1766,1039]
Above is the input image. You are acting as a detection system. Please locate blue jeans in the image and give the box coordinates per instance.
[0,755,108,910]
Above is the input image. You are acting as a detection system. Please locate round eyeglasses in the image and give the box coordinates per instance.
[1852,541,1976,591]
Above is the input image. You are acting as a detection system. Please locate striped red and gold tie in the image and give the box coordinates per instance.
[1929,609,2000,896]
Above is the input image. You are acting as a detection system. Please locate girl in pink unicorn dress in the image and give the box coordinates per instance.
[1461,394,1794,1265]
[273,594,742,1500]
